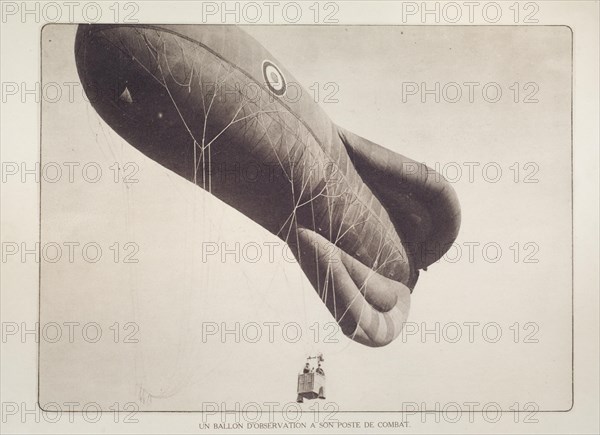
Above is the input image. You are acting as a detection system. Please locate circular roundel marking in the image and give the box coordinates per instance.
[262,60,286,96]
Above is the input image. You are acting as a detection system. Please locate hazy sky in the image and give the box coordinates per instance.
[40,25,572,411]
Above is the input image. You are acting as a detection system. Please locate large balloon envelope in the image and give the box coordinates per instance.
[74,25,461,347]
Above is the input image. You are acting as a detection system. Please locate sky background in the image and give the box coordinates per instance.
[40,25,572,411]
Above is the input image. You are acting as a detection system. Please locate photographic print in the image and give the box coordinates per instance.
[1,2,598,434]
[39,23,572,411]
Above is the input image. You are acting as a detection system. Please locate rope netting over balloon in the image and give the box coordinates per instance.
[116,27,412,346]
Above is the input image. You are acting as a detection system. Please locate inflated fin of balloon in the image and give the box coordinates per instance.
[338,127,461,270]
[292,227,411,347]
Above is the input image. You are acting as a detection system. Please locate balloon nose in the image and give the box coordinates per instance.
[75,24,134,106]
